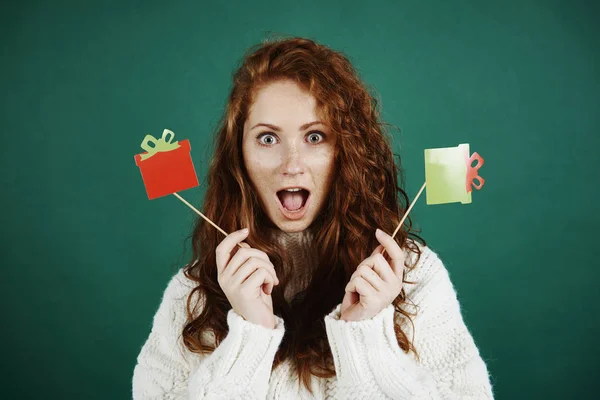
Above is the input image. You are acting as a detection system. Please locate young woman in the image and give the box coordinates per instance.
[132,37,494,399]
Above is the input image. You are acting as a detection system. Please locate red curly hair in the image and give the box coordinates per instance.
[182,35,426,394]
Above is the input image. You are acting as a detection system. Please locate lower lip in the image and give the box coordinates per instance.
[275,192,311,220]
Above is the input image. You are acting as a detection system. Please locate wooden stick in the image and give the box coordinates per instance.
[172,192,248,248]
[174,179,426,254]
[381,181,427,257]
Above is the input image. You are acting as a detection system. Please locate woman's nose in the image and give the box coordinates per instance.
[281,145,305,176]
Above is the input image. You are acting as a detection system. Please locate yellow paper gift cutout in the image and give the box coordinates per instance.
[424,143,485,205]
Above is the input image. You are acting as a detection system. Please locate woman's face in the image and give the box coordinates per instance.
[242,80,337,233]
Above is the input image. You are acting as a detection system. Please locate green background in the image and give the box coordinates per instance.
[2,0,598,398]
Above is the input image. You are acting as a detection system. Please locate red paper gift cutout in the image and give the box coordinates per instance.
[134,129,199,200]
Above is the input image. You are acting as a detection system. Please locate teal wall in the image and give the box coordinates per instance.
[2,0,598,398]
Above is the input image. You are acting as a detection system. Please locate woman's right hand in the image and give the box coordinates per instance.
[215,228,280,329]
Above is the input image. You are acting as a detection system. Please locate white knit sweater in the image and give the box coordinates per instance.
[132,230,494,399]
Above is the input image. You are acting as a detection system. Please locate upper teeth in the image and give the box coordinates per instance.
[284,188,302,192]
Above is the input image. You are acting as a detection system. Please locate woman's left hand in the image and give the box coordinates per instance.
[340,228,406,322]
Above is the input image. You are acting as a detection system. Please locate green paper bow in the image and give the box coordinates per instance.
[139,129,180,160]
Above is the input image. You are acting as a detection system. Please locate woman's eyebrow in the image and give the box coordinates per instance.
[250,121,324,132]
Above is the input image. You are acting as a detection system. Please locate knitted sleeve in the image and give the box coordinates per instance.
[323,247,494,399]
[132,269,285,399]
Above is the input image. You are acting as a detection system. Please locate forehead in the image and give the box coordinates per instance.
[246,80,322,125]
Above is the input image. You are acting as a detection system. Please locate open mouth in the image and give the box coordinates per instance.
[276,188,310,214]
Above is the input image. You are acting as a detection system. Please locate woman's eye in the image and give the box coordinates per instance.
[307,131,325,144]
[257,133,278,146]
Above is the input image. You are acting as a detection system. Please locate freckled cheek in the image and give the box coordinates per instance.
[252,158,279,172]
[245,159,277,190]
[311,154,336,176]
[310,161,335,195]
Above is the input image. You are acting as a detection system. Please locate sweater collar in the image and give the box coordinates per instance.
[268,227,318,302]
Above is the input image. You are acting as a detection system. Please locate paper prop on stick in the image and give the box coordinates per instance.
[424,143,484,205]
[381,143,485,256]
[134,129,199,200]
[134,129,248,248]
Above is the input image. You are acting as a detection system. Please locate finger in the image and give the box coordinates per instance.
[224,248,277,283]
[215,229,249,274]
[356,264,386,292]
[342,289,358,310]
[372,253,397,284]
[233,247,270,264]
[348,259,374,284]
[371,244,395,266]
[370,244,384,257]
[241,268,274,295]
[375,229,405,278]
[346,276,356,293]
[346,263,374,292]
[371,243,396,269]
[232,257,278,287]
[353,276,377,298]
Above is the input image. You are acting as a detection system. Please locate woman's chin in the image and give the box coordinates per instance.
[273,214,313,232]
